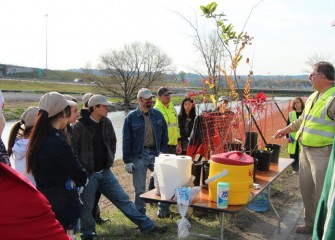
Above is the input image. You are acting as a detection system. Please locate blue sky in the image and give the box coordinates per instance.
[0,0,334,75]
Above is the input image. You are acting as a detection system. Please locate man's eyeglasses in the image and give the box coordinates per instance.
[309,73,321,78]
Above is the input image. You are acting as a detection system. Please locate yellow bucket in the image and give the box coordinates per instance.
[208,151,254,205]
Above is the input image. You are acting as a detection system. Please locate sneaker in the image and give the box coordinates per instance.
[157,210,171,219]
[295,224,313,234]
[145,225,168,234]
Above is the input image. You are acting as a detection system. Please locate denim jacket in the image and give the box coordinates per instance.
[122,107,168,164]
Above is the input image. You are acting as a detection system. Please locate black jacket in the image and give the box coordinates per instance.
[73,115,116,173]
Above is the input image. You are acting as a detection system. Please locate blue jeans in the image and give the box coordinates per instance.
[132,149,155,214]
[80,169,155,239]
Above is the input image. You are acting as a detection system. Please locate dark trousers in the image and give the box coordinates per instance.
[290,144,300,172]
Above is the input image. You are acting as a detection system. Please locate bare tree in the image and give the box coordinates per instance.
[305,52,335,72]
[97,42,172,105]
[172,10,226,96]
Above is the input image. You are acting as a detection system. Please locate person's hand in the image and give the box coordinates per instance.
[274,129,286,139]
[125,163,135,173]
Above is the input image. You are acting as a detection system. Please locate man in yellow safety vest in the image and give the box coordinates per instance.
[274,61,335,236]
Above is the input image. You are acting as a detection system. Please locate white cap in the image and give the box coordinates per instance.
[39,92,71,118]
[88,94,112,107]
[137,88,154,99]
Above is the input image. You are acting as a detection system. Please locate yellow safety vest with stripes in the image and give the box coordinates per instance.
[296,87,335,147]
[287,111,298,154]
[154,100,181,145]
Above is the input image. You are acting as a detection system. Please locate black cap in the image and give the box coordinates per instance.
[157,87,170,96]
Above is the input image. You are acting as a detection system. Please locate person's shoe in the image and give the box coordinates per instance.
[144,225,168,234]
[95,216,110,225]
[157,210,171,219]
[295,224,313,234]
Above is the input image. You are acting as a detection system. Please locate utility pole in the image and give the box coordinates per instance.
[45,14,48,70]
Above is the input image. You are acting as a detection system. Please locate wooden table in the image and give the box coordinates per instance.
[140,158,294,240]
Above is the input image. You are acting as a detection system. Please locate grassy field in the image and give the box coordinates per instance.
[2,79,187,121]
[0,79,99,93]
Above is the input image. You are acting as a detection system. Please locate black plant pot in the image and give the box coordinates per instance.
[265,144,281,163]
[252,150,272,171]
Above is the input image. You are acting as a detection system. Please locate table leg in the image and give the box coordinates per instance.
[267,185,281,233]
[220,212,224,240]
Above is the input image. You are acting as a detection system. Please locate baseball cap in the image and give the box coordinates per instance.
[88,94,112,107]
[63,94,78,107]
[82,93,93,105]
[217,96,229,108]
[137,88,154,99]
[20,106,39,127]
[39,92,71,118]
[157,87,170,96]
[218,96,228,103]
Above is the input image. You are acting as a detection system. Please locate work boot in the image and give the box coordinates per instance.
[295,224,313,234]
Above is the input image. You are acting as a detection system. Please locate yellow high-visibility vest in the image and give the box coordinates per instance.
[287,111,298,154]
[296,87,335,147]
[154,100,181,145]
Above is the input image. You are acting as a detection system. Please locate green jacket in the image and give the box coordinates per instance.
[313,137,335,239]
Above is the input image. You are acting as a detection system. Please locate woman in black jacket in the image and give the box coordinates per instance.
[26,92,88,233]
[178,97,196,155]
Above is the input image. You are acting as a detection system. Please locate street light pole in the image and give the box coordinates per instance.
[45,14,48,70]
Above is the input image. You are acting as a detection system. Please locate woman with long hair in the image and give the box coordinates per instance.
[8,106,39,185]
[287,97,305,173]
[26,92,88,232]
[178,97,196,155]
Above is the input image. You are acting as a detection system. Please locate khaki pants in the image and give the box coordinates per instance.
[299,145,332,227]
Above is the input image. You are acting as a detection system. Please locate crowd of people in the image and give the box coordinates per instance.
[1,61,335,239]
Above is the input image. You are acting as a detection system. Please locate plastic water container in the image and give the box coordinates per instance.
[247,190,269,212]
[208,151,254,205]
